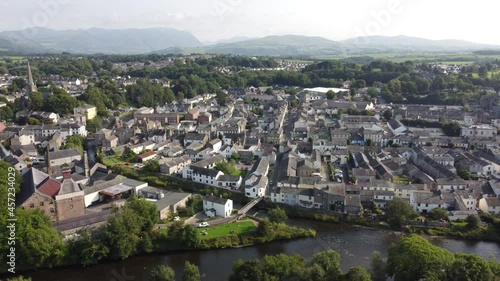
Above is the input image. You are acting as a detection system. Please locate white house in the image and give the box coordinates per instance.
[479,198,500,215]
[245,175,268,198]
[203,195,233,217]
[182,166,223,187]
[373,190,395,209]
[436,178,467,191]
[216,175,242,189]
[387,119,408,136]
[410,190,448,213]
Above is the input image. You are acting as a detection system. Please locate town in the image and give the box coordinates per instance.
[1,53,500,280]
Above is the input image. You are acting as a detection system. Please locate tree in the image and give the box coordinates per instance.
[428,208,448,221]
[182,261,201,281]
[387,234,455,281]
[478,66,488,78]
[326,90,336,100]
[231,153,241,160]
[229,259,264,281]
[382,109,392,120]
[265,88,273,95]
[125,196,159,232]
[447,253,494,281]
[150,265,175,281]
[4,277,32,281]
[458,169,472,180]
[268,206,287,224]
[385,197,418,228]
[343,266,372,281]
[144,159,160,173]
[0,106,14,120]
[61,135,85,153]
[366,139,372,146]
[369,251,386,281]
[466,215,482,230]
[214,161,239,176]
[28,92,44,111]
[367,87,378,98]
[310,250,342,280]
[216,90,228,106]
[388,79,401,93]
[44,91,79,115]
[16,208,66,268]
[86,116,102,135]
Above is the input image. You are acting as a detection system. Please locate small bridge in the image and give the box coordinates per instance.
[238,197,263,215]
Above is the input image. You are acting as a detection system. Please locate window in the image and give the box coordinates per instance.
[40,202,44,207]
[50,208,55,213]
[30,204,34,208]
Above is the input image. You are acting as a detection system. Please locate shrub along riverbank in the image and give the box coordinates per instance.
[2,196,315,274]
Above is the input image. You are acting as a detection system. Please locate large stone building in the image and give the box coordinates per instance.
[17,168,85,222]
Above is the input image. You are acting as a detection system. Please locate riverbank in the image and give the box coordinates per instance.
[1,218,315,276]
[20,219,500,281]
[278,204,500,243]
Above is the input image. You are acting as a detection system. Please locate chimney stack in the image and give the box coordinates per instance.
[63,169,72,180]
[83,150,90,178]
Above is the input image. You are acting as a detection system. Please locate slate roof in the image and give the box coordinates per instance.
[204,195,230,205]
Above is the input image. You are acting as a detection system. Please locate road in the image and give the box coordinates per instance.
[284,110,297,139]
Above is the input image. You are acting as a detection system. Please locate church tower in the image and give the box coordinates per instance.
[27,61,37,94]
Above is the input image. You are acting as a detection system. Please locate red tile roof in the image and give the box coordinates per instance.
[38,178,61,198]
[138,151,157,159]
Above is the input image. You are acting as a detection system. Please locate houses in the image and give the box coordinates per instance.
[216,175,242,189]
[410,190,448,213]
[182,166,223,187]
[159,155,192,175]
[48,148,82,167]
[387,119,409,136]
[138,187,192,220]
[203,195,233,218]
[74,104,97,120]
[184,133,209,148]
[137,151,158,162]
[461,124,496,138]
[134,112,180,125]
[479,198,500,215]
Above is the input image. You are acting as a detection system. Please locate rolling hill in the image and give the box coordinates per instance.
[0,27,202,54]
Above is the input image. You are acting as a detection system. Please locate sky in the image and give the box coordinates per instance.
[1,0,499,45]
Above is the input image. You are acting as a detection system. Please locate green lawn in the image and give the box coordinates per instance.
[102,156,123,167]
[198,221,257,239]
[393,175,411,184]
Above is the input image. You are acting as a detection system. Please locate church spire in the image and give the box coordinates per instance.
[27,60,37,94]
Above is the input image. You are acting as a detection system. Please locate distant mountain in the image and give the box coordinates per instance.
[340,35,497,52]
[1,28,498,56]
[206,35,344,56]
[0,27,202,54]
[203,36,254,46]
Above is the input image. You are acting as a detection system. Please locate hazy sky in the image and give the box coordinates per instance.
[1,0,498,44]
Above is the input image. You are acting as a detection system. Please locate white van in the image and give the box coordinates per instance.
[312,173,322,178]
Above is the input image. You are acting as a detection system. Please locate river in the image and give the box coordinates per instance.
[23,220,500,281]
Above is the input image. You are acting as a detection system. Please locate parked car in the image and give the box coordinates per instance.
[173,216,180,222]
[269,180,274,186]
[198,222,210,228]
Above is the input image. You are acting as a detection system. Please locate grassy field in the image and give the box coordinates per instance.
[198,221,257,239]
[313,52,500,64]
[0,56,25,63]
